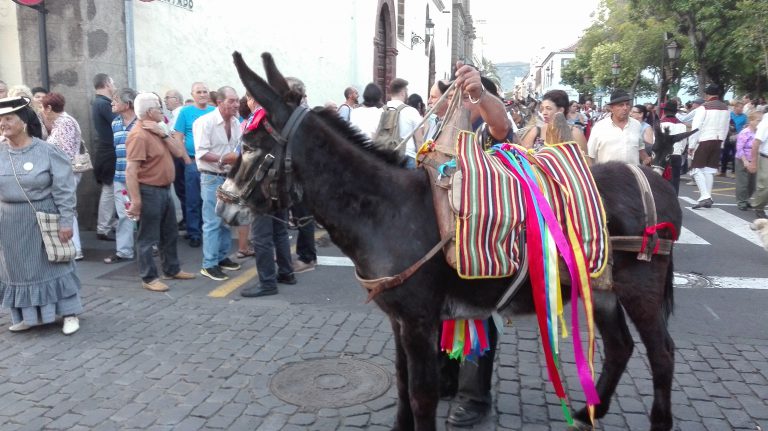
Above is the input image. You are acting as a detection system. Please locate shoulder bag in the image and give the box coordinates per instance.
[8,151,76,262]
[71,139,93,173]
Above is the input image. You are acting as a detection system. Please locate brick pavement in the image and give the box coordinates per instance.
[1,239,766,430]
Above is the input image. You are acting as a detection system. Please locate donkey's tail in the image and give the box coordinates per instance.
[662,250,675,323]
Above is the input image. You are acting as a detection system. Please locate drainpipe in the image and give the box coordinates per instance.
[124,0,136,88]
[37,4,49,89]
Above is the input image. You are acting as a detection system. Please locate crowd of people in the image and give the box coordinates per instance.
[559,85,767,217]
[2,67,767,425]
[0,75,323,335]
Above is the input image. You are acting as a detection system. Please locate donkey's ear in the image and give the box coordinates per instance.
[261,53,291,100]
[233,51,290,125]
[233,52,280,112]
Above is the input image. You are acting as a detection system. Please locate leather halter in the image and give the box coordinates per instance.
[217,105,310,209]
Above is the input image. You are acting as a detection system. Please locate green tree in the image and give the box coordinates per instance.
[475,55,502,93]
[562,0,673,100]
[730,0,768,95]
[631,0,740,95]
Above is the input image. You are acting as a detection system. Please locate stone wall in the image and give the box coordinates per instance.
[18,0,128,229]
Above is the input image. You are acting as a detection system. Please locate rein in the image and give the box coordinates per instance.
[355,234,454,303]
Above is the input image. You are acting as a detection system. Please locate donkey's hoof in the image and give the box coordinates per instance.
[566,418,593,431]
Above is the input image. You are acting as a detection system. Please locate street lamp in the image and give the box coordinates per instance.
[666,39,682,62]
[611,53,620,89]
[411,17,435,50]
[658,37,682,103]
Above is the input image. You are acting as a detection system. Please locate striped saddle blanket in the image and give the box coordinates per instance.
[453,131,608,279]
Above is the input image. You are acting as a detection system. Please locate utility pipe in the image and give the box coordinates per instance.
[125,0,136,88]
[37,3,49,89]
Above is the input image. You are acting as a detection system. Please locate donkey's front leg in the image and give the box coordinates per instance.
[399,317,440,431]
[390,319,415,431]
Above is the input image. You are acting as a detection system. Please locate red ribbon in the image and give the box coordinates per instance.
[640,222,678,255]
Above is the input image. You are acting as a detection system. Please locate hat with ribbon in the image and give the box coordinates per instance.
[606,89,631,105]
[0,96,31,116]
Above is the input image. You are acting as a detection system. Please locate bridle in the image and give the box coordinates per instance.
[217,105,310,211]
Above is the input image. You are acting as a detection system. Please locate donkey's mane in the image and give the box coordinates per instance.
[313,107,408,167]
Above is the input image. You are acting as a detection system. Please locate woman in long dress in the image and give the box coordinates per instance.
[0,96,82,335]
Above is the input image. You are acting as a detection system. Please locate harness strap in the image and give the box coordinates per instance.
[494,233,529,310]
[355,234,454,303]
[626,164,659,261]
[281,105,310,143]
[611,236,674,255]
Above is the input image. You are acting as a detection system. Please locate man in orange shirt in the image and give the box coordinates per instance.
[125,93,196,292]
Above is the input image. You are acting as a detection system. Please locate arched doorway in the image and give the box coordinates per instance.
[374,0,397,101]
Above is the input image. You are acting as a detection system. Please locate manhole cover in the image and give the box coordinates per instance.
[673,272,712,288]
[269,358,391,408]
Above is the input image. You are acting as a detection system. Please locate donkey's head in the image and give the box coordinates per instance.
[650,123,698,175]
[216,52,305,221]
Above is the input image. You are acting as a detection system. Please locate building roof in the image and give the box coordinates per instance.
[560,40,580,52]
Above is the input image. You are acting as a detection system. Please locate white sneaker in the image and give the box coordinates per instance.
[8,322,31,332]
[62,316,79,335]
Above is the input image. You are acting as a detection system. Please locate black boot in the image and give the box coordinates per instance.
[240,285,277,297]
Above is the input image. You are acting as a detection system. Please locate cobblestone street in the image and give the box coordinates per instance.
[1,253,766,431]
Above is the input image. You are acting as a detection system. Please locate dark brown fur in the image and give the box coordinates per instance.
[222,52,682,431]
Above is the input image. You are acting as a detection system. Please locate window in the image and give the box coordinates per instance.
[398,0,405,41]
[561,58,571,68]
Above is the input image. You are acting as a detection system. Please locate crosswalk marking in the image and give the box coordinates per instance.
[709,277,768,290]
[678,227,709,244]
[674,275,768,290]
[318,256,355,267]
[684,207,764,248]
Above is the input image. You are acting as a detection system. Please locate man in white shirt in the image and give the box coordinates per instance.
[424,80,451,142]
[676,98,704,124]
[193,86,242,281]
[386,78,424,168]
[688,84,731,209]
[587,89,651,166]
[748,112,768,219]
[164,90,184,128]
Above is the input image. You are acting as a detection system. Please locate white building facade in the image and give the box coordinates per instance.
[0,0,470,227]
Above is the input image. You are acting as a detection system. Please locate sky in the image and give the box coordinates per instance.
[471,0,601,64]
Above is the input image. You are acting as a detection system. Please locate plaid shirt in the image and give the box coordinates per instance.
[112,115,136,183]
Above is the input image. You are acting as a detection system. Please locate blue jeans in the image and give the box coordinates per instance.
[184,162,202,241]
[201,173,232,268]
[250,211,293,288]
[113,181,136,258]
[137,184,180,283]
[291,201,316,263]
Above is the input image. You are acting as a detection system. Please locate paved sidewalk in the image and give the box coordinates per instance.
[0,234,766,430]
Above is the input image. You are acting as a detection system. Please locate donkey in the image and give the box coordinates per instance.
[220,52,687,431]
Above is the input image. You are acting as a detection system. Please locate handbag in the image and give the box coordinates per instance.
[8,151,76,262]
[71,140,93,173]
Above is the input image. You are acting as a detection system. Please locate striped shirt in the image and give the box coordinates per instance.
[112,115,136,184]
